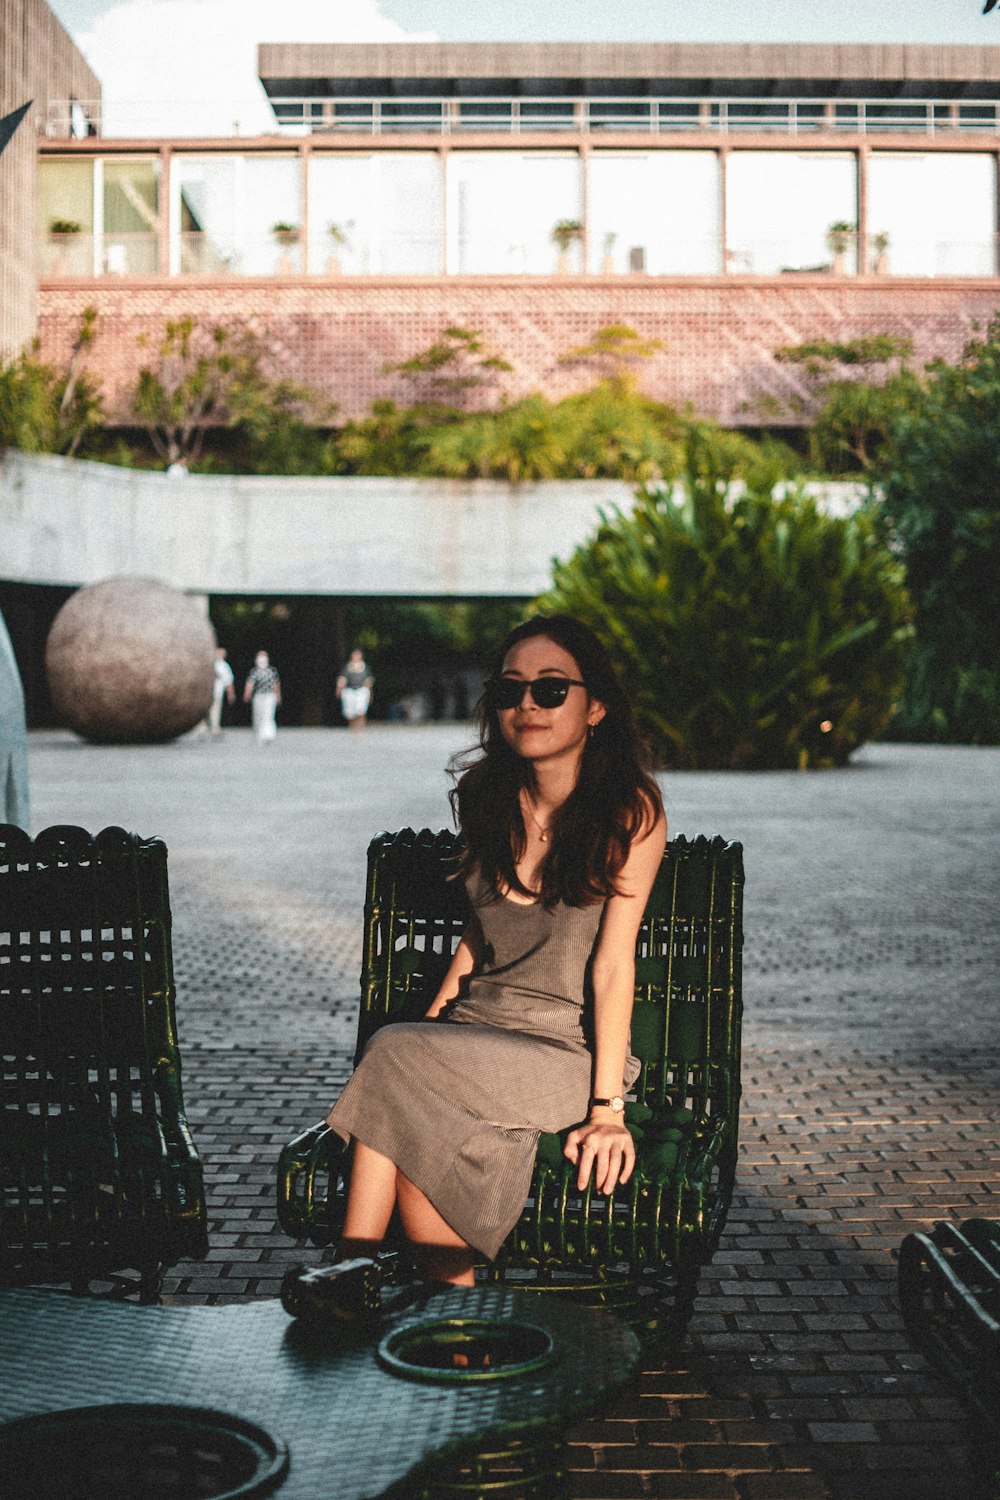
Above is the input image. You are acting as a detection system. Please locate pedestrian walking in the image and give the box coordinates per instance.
[243,650,281,743]
[324,614,666,1285]
[204,646,236,736]
[336,648,374,733]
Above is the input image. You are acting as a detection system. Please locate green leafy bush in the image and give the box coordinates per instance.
[873,317,1000,743]
[540,440,912,769]
[0,308,103,458]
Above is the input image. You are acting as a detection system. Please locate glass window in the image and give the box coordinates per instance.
[446,153,583,274]
[38,158,94,275]
[588,152,721,274]
[102,159,160,275]
[308,154,442,274]
[726,152,858,275]
[171,154,301,275]
[868,153,996,276]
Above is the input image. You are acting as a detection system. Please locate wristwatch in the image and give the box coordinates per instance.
[590,1095,625,1114]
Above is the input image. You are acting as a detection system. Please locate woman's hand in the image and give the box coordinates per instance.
[563,1115,635,1195]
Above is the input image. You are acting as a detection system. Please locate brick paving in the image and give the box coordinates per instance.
[27,728,1000,1500]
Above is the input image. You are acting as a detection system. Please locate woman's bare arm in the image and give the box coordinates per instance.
[564,801,667,1194]
[424,920,484,1018]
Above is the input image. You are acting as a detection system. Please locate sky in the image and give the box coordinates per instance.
[47,0,1000,136]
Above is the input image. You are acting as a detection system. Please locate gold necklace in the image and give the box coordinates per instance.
[521,789,552,843]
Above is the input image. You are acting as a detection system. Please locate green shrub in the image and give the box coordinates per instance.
[873,317,1000,743]
[540,450,912,770]
[0,308,103,458]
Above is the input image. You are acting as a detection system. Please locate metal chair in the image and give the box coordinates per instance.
[278,827,744,1351]
[899,1218,1000,1488]
[0,823,208,1302]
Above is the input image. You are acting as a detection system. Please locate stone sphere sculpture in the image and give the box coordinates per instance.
[46,578,216,743]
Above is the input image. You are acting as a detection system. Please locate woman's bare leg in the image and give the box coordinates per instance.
[396,1172,477,1286]
[339,1140,398,1260]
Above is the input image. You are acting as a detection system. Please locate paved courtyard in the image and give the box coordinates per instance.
[26,726,1000,1500]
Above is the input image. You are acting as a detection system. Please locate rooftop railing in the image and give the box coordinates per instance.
[40,96,1000,141]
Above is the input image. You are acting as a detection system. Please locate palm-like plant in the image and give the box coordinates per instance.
[540,431,912,769]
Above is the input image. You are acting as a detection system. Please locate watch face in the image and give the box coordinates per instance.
[611,1095,625,1113]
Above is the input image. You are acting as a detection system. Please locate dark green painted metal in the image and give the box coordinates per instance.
[277,829,744,1351]
[899,1217,1000,1484]
[0,823,208,1301]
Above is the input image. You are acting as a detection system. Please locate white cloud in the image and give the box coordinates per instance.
[77,0,436,136]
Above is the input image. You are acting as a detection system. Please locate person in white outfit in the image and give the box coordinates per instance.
[336,647,374,733]
[205,647,236,735]
[243,650,281,743]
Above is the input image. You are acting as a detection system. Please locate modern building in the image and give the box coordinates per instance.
[0,0,99,356]
[31,41,1000,423]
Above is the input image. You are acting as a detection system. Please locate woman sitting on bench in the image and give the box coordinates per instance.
[326,614,667,1285]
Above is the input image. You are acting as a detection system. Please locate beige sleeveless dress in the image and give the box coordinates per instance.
[327,870,639,1259]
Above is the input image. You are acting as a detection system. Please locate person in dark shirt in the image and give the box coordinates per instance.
[243,651,281,743]
[336,648,374,732]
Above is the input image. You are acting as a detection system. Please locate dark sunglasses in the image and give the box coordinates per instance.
[487,676,587,710]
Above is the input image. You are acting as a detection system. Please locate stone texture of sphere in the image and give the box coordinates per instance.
[46,578,216,743]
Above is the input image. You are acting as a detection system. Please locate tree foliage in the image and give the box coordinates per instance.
[540,431,911,770]
[386,325,512,408]
[872,316,1000,743]
[769,333,917,474]
[558,323,664,394]
[130,317,329,467]
[0,307,103,458]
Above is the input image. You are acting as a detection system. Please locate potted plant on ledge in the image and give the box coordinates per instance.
[271,221,300,273]
[826,220,856,276]
[551,218,583,274]
[326,221,352,275]
[871,231,890,276]
[48,218,83,274]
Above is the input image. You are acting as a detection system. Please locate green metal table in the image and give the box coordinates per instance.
[0,1284,639,1499]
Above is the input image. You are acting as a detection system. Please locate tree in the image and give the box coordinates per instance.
[130,317,326,468]
[0,307,103,458]
[386,325,512,409]
[771,333,917,474]
[873,317,1000,742]
[540,430,912,770]
[559,323,664,395]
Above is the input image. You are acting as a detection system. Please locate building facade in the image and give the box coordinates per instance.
[0,0,99,356]
[29,40,1000,420]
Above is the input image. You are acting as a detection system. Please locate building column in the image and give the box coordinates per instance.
[159,144,171,276]
[579,139,591,273]
[439,143,449,275]
[718,145,728,275]
[299,138,311,275]
[856,143,869,277]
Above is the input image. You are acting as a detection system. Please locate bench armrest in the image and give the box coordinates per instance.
[277,1122,347,1244]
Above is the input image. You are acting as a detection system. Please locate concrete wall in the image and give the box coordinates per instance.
[0,450,864,598]
[0,0,100,356]
[36,276,1000,425]
[0,451,639,596]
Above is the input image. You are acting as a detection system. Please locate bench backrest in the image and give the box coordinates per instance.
[356,828,744,1124]
[0,823,183,1130]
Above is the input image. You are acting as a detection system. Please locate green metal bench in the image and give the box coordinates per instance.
[278,827,744,1350]
[0,823,208,1302]
[899,1218,1000,1484]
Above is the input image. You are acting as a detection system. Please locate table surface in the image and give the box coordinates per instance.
[0,1284,639,1500]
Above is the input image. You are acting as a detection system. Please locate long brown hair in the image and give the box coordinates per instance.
[449,614,663,907]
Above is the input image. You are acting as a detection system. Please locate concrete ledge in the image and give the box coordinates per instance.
[0,451,638,597]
